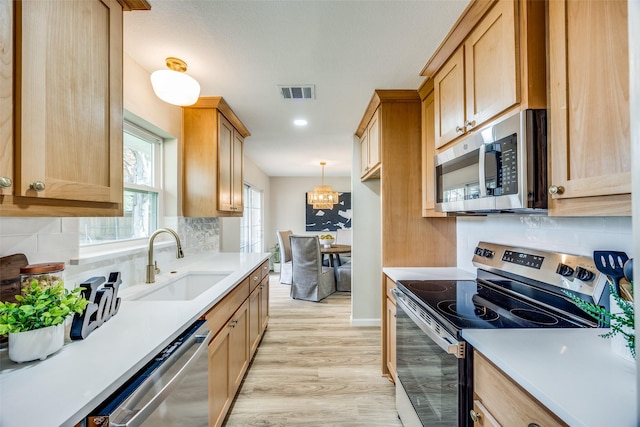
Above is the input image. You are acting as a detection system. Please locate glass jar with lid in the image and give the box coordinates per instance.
[20,262,65,289]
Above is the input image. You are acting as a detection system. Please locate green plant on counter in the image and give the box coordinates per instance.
[0,281,88,336]
[563,282,635,358]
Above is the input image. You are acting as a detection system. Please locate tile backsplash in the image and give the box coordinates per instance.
[0,217,220,289]
[457,215,633,272]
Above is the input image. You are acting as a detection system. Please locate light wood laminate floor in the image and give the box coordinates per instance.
[224,274,402,427]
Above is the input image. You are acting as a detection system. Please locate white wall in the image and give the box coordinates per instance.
[457,216,633,272]
[268,176,351,250]
[351,136,382,325]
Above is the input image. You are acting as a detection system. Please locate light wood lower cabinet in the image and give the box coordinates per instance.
[382,276,397,382]
[206,261,269,427]
[473,350,567,427]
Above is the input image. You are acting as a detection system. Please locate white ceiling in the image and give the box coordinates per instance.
[123,0,470,177]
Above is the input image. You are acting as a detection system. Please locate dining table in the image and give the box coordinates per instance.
[320,244,351,267]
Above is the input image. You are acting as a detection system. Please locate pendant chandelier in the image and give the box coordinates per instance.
[307,162,339,209]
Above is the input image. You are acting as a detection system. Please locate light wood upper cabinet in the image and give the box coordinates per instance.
[182,97,250,217]
[473,350,567,426]
[217,114,244,213]
[1,0,124,216]
[464,0,517,130]
[419,80,446,217]
[426,0,545,150]
[0,0,13,198]
[434,48,465,148]
[548,0,631,216]
[359,109,381,180]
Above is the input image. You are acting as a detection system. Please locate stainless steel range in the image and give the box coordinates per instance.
[393,242,610,427]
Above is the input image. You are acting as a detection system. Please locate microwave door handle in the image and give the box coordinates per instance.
[478,144,487,198]
[111,328,213,427]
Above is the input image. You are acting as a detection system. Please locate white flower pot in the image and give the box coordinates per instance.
[273,262,281,273]
[8,324,64,363]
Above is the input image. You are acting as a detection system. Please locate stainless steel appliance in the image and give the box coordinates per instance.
[393,242,609,427]
[86,320,211,427]
[435,109,547,213]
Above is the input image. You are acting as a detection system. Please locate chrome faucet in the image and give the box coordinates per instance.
[146,228,185,283]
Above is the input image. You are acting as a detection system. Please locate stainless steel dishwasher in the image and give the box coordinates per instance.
[86,320,211,427]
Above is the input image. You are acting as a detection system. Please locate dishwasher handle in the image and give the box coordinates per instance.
[111,326,212,427]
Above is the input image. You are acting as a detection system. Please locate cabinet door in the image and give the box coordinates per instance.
[15,0,123,204]
[260,276,269,332]
[231,130,244,211]
[464,0,517,130]
[434,48,465,148]
[0,0,13,196]
[228,300,249,394]
[249,286,261,358]
[208,323,231,427]
[548,0,631,215]
[217,113,234,212]
[385,297,396,381]
[367,109,380,171]
[471,400,501,427]
[359,130,369,177]
[421,89,445,217]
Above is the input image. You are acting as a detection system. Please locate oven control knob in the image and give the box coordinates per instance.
[575,267,595,282]
[556,263,575,277]
[474,247,484,256]
[482,249,494,258]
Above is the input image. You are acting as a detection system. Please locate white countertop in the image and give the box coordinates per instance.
[0,252,269,427]
[463,328,637,427]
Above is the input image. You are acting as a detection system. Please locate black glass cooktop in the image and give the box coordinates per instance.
[396,279,584,331]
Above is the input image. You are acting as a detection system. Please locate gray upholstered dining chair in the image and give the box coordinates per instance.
[290,235,336,302]
[336,263,351,292]
[276,230,293,284]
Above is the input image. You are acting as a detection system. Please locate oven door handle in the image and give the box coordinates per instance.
[393,289,464,358]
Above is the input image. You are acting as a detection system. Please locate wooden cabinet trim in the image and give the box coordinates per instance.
[187,97,250,137]
[421,0,497,78]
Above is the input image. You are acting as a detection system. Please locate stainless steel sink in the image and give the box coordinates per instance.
[132,272,231,301]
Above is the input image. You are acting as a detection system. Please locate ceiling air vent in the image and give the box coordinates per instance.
[278,85,315,100]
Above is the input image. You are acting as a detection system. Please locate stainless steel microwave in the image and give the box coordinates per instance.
[435,109,548,214]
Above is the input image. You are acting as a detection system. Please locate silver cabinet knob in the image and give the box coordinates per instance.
[0,176,12,188]
[465,120,476,128]
[528,424,541,427]
[455,125,464,133]
[29,181,46,192]
[469,409,482,423]
[548,185,565,195]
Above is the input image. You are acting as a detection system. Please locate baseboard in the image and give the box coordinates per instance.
[350,318,381,327]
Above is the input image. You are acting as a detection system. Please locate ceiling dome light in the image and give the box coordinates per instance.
[150,57,201,106]
[294,119,308,126]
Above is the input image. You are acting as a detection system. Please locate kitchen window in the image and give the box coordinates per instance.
[240,184,263,253]
[79,121,162,246]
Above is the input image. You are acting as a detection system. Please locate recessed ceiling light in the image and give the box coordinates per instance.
[294,119,308,126]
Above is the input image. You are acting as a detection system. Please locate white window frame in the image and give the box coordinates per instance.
[240,183,263,253]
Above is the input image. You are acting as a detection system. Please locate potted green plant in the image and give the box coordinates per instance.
[271,243,281,273]
[0,281,88,363]
[564,282,635,360]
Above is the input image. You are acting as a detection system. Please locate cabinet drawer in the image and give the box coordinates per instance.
[474,351,567,427]
[259,260,269,280]
[206,278,250,335]
[385,276,397,302]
